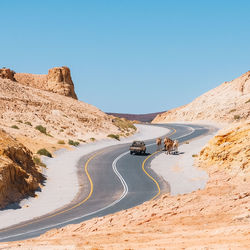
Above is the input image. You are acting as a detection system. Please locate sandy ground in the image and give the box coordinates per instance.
[0,124,169,230]
[151,134,215,195]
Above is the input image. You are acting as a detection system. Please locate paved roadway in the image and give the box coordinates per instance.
[0,123,211,242]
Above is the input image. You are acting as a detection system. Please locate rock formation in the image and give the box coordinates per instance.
[199,121,250,172]
[0,129,44,208]
[153,71,250,123]
[14,73,47,90]
[47,66,77,99]
[0,68,15,81]
[14,66,78,99]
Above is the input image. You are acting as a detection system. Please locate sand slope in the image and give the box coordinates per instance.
[153,71,250,124]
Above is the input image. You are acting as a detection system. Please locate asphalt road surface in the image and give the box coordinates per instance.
[0,123,211,242]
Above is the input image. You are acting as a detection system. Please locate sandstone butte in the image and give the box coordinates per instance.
[4,121,249,249]
[152,71,250,124]
[0,67,136,208]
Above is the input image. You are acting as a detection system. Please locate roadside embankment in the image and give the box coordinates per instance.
[151,133,215,195]
[0,129,44,209]
[0,124,169,230]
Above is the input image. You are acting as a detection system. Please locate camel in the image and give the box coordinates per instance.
[156,138,162,151]
[164,137,174,154]
[173,139,179,152]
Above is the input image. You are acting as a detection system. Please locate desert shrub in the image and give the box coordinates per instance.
[37,148,52,158]
[90,137,96,142]
[11,125,19,129]
[35,125,47,134]
[25,121,32,126]
[107,134,120,140]
[16,120,23,123]
[58,140,65,144]
[245,99,250,103]
[234,115,240,120]
[33,156,46,168]
[192,154,198,157]
[68,139,80,146]
[229,109,236,113]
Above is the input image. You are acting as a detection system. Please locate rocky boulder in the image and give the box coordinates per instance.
[0,68,15,81]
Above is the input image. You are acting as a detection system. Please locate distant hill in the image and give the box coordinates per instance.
[107,111,166,123]
[153,71,250,124]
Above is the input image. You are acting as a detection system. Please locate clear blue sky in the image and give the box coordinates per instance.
[1,0,250,113]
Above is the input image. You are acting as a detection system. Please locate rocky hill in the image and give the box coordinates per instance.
[14,66,78,99]
[0,129,44,208]
[0,75,135,154]
[153,71,250,124]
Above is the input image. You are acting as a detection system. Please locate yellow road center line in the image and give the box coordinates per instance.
[0,151,100,233]
[141,127,176,200]
[0,126,177,233]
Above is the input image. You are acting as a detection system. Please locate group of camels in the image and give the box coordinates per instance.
[156,137,178,154]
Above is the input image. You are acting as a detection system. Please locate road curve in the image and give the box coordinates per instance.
[0,123,210,242]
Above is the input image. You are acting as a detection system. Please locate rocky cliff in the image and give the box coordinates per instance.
[199,121,250,174]
[47,66,77,99]
[0,129,44,208]
[153,71,250,123]
[13,66,77,99]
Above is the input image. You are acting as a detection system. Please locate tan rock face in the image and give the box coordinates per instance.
[14,66,78,99]
[199,121,250,173]
[0,68,15,81]
[0,129,44,208]
[153,71,250,123]
[14,73,47,90]
[47,66,77,99]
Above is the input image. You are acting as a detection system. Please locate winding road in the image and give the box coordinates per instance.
[0,123,210,242]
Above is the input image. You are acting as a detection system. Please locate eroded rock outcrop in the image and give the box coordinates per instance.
[199,121,250,173]
[0,129,44,208]
[47,66,77,99]
[14,66,78,99]
[14,73,47,90]
[0,68,15,81]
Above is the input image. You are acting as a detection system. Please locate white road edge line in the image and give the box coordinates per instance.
[0,125,196,241]
[0,151,130,241]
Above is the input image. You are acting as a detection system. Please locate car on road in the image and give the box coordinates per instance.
[129,141,146,155]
